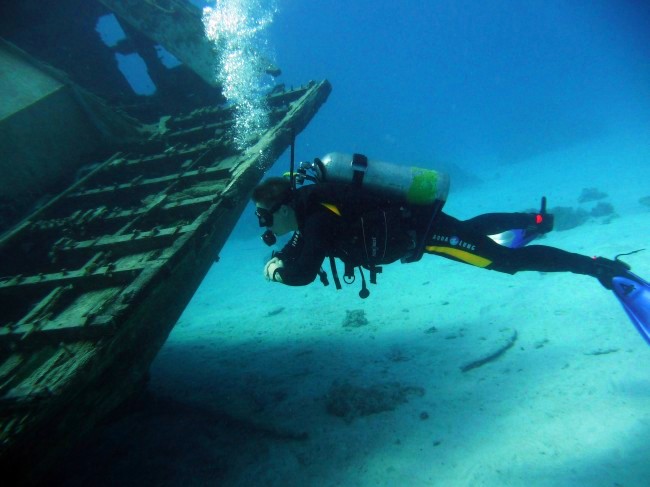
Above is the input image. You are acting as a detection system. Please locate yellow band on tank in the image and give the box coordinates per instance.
[425,245,492,268]
[407,168,440,205]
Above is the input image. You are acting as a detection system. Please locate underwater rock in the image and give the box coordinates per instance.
[589,201,615,218]
[552,198,618,230]
[325,381,425,423]
[578,187,608,203]
[640,196,650,208]
[342,309,369,328]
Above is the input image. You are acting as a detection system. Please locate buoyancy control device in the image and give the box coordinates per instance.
[292,153,450,298]
[296,153,450,263]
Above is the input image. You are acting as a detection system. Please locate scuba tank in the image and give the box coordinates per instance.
[297,152,450,206]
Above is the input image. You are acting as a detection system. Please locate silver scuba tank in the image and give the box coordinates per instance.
[316,152,450,205]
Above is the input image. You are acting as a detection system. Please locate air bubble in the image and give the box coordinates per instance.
[203,0,277,151]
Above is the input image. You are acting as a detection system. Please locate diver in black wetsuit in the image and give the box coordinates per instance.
[252,176,631,292]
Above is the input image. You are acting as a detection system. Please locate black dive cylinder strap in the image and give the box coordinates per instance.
[351,153,368,187]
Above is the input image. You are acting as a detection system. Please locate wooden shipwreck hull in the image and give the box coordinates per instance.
[0,80,331,484]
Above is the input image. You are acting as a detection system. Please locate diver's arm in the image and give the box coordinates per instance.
[266,216,329,286]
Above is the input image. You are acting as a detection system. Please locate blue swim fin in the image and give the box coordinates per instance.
[612,272,650,345]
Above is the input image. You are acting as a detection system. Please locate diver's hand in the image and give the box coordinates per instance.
[263,257,284,282]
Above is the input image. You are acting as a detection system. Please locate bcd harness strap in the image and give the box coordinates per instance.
[320,200,382,299]
[327,255,377,299]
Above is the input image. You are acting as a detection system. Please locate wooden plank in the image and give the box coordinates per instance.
[166,122,231,145]
[155,85,310,131]
[0,318,115,351]
[11,286,73,329]
[0,262,149,294]
[267,85,310,107]
[104,142,231,175]
[58,223,197,257]
[27,194,218,236]
[0,342,97,406]
[166,106,234,130]
[110,146,208,171]
[0,153,124,249]
[65,165,231,202]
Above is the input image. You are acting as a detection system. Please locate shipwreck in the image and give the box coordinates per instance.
[0,1,331,483]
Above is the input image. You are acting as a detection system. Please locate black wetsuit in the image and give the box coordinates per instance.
[273,185,599,287]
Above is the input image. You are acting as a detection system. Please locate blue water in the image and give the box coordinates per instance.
[263,0,650,169]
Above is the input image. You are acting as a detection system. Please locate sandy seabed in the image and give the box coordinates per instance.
[58,131,650,487]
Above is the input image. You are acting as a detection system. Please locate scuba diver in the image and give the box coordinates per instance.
[252,152,650,344]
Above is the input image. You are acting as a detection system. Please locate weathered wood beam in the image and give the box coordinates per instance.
[28,195,218,238]
[0,153,124,250]
[65,166,230,203]
[58,223,197,257]
[0,317,115,353]
[0,262,148,294]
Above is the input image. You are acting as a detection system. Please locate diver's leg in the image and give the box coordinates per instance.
[426,212,614,279]
[428,215,649,344]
